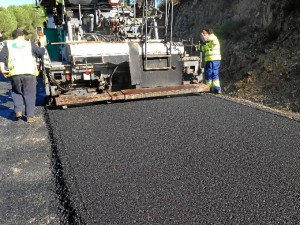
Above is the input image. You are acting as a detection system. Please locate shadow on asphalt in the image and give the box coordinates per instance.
[0,75,15,121]
[0,75,46,121]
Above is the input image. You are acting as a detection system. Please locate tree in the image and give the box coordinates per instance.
[0,4,44,41]
[0,7,17,40]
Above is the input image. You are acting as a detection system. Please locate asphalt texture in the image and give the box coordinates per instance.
[47,94,300,225]
[0,76,58,225]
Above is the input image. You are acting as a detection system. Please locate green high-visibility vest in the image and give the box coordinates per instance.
[6,40,38,77]
[201,34,221,62]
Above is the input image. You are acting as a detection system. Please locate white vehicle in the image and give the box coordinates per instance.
[37,0,208,107]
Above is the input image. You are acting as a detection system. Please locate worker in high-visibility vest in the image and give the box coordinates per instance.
[198,28,222,94]
[0,29,46,122]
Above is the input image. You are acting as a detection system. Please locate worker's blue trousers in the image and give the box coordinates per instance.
[10,75,37,117]
[205,60,221,92]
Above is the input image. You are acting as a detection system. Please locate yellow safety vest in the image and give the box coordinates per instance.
[201,34,221,62]
[6,40,38,77]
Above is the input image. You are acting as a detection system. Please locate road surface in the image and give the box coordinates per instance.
[0,77,58,225]
[46,94,300,224]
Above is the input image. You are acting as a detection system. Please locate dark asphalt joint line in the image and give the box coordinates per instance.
[44,108,86,225]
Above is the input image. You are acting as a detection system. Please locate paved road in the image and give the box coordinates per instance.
[0,77,58,225]
[47,94,300,224]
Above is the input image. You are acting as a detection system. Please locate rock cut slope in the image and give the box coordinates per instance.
[172,0,300,113]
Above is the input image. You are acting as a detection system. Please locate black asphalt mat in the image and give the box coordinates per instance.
[47,94,300,224]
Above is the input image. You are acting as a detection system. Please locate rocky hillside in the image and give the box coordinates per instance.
[172,0,300,113]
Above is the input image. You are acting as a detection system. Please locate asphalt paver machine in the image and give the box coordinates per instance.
[36,0,209,107]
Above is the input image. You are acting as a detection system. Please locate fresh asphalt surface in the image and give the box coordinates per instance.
[47,94,300,224]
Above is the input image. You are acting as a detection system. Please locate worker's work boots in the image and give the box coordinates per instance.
[26,116,35,123]
[15,112,22,120]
